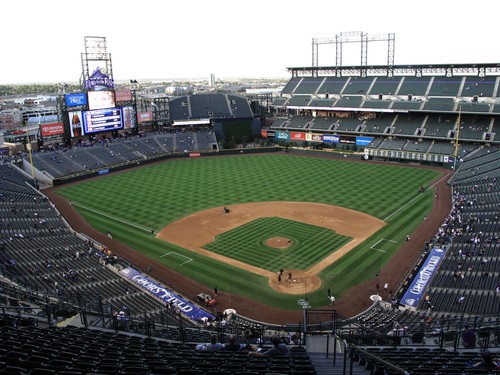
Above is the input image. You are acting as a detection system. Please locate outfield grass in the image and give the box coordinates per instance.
[57,153,440,309]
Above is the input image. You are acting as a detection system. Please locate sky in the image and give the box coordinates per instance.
[2,0,499,84]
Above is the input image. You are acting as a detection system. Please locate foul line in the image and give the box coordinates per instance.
[161,251,193,266]
[383,172,451,222]
[71,202,153,233]
[371,238,397,253]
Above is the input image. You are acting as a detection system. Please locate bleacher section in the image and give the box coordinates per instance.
[0,317,320,375]
[459,102,491,113]
[362,115,394,134]
[368,76,402,96]
[27,131,218,180]
[424,115,457,138]
[336,96,363,108]
[428,76,463,96]
[391,100,424,110]
[286,95,312,107]
[283,116,313,129]
[317,76,349,95]
[272,70,500,149]
[308,98,336,107]
[398,76,432,96]
[458,115,492,140]
[309,116,337,131]
[413,154,500,317]
[227,94,254,118]
[293,77,323,95]
[377,138,407,151]
[335,117,364,132]
[169,93,253,121]
[362,100,392,110]
[423,98,456,112]
[392,114,426,136]
[272,97,288,107]
[462,76,498,98]
[0,164,194,329]
[343,77,373,95]
[280,77,301,95]
[189,94,231,119]
[427,142,455,155]
[403,140,432,153]
[270,117,289,129]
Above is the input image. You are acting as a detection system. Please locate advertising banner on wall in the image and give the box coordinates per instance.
[276,131,290,140]
[120,267,215,322]
[322,134,340,143]
[40,122,65,137]
[137,111,153,123]
[121,106,137,129]
[305,133,323,142]
[115,89,133,104]
[356,136,374,146]
[290,132,306,141]
[400,247,446,309]
[65,93,87,107]
[68,110,84,137]
[339,136,356,144]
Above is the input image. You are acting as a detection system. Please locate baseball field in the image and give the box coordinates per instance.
[54,152,441,312]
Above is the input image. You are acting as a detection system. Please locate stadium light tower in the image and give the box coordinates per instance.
[312,31,395,76]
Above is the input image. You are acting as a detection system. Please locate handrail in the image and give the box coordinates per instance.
[349,344,408,375]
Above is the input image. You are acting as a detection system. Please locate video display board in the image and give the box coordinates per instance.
[115,89,133,104]
[87,90,116,110]
[121,106,137,129]
[65,93,87,107]
[82,108,123,134]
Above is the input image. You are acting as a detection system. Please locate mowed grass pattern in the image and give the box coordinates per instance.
[203,217,351,271]
[57,154,439,229]
[56,153,441,309]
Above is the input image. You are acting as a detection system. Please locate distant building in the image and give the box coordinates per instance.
[0,109,23,130]
[208,74,215,87]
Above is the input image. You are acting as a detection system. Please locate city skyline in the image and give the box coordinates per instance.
[2,0,500,85]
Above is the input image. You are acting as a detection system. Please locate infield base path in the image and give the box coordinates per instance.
[157,201,385,294]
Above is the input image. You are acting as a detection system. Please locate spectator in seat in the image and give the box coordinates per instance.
[196,334,224,351]
[224,334,252,352]
[249,335,290,357]
[469,352,499,370]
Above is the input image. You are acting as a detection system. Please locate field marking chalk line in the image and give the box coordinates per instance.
[71,202,153,233]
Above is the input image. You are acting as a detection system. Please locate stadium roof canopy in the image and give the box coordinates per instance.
[286,63,500,78]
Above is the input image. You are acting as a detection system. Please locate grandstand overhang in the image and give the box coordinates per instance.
[286,63,500,78]
[286,106,397,114]
[172,119,211,126]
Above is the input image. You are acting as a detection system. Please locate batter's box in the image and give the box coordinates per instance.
[370,239,397,253]
[161,251,193,266]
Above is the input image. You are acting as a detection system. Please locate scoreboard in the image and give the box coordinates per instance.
[83,108,123,134]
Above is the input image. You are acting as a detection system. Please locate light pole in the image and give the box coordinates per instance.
[25,122,38,189]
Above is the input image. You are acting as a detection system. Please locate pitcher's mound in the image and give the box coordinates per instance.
[265,237,293,249]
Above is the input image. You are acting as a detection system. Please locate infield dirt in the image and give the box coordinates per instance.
[157,201,384,295]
